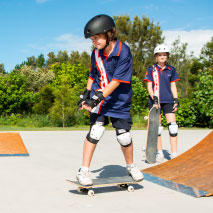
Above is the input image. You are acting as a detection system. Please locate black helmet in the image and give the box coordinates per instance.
[84,14,115,38]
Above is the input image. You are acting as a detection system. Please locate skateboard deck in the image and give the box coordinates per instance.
[145,106,160,164]
[66,175,142,196]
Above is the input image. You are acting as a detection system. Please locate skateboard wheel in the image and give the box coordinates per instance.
[88,190,95,197]
[144,116,148,120]
[127,185,134,192]
[117,184,127,189]
[77,187,83,193]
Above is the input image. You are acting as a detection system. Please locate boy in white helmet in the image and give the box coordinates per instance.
[77,14,143,186]
[144,44,180,163]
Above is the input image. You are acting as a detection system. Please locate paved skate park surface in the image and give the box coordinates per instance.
[0,130,212,213]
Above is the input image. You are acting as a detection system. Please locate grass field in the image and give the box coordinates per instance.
[0,125,208,131]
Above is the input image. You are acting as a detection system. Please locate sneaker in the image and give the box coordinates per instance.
[156,153,165,163]
[126,164,144,182]
[170,153,177,160]
[76,167,93,186]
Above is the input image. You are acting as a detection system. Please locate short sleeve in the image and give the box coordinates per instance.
[112,46,133,84]
[89,50,96,81]
[144,66,153,82]
[170,67,180,82]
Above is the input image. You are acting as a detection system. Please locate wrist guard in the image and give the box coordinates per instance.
[84,91,105,109]
[77,89,91,107]
[173,98,179,107]
[153,96,158,105]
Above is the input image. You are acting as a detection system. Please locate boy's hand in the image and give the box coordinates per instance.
[77,89,91,108]
[172,98,179,112]
[84,91,105,109]
[153,96,160,109]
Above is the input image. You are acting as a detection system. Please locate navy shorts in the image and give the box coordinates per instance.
[149,103,174,115]
[89,113,132,130]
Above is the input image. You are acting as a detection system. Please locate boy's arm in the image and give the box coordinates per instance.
[171,82,178,112]
[147,82,154,99]
[83,80,120,112]
[86,78,94,91]
[147,81,160,109]
[102,80,120,97]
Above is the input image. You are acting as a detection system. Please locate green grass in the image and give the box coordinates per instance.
[0,124,208,131]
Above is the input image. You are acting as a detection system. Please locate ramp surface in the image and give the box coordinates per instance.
[0,133,29,156]
[142,131,213,197]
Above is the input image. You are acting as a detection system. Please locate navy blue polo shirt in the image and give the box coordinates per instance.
[144,64,180,104]
[89,39,133,118]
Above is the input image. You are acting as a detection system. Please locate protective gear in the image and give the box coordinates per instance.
[76,167,93,186]
[84,91,105,109]
[84,14,115,39]
[154,44,170,55]
[77,89,91,107]
[126,164,144,181]
[87,122,105,144]
[173,98,179,108]
[158,124,163,136]
[153,96,158,105]
[116,129,132,147]
[168,122,178,137]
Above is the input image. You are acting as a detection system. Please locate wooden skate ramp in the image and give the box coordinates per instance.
[0,133,29,156]
[142,131,213,197]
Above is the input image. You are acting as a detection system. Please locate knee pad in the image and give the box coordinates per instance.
[158,124,163,136]
[86,122,105,144]
[168,122,178,137]
[116,129,132,147]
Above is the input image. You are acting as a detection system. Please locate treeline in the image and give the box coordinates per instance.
[0,15,212,128]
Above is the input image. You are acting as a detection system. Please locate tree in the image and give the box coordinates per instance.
[46,52,58,67]
[33,85,55,114]
[114,15,164,80]
[169,38,193,98]
[49,77,78,127]
[19,65,55,92]
[57,50,69,63]
[36,54,45,68]
[0,72,35,115]
[69,51,90,69]
[200,36,213,71]
[0,63,6,74]
[192,70,213,128]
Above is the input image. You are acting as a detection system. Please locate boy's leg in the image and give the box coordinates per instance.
[77,114,106,185]
[111,117,143,181]
[157,114,163,151]
[121,142,133,165]
[165,112,178,158]
[82,138,97,168]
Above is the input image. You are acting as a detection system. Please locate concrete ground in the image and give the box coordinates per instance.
[0,129,212,213]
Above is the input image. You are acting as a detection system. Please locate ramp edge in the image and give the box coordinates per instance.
[143,172,210,198]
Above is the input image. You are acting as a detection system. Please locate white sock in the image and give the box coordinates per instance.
[80,166,89,171]
[127,163,134,168]
[157,150,163,155]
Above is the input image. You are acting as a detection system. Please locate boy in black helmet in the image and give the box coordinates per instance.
[77,14,143,186]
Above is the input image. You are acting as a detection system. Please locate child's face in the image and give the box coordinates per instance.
[90,34,106,49]
[155,53,168,63]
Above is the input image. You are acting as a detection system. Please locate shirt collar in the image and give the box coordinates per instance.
[100,39,122,58]
[155,64,170,71]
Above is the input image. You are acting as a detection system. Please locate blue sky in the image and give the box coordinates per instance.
[0,0,213,71]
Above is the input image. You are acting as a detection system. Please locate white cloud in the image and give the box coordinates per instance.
[28,30,213,58]
[36,0,49,3]
[163,30,213,57]
[28,34,92,54]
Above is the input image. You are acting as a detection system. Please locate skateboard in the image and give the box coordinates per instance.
[145,106,160,164]
[66,175,142,196]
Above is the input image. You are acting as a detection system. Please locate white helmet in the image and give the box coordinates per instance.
[154,44,170,55]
